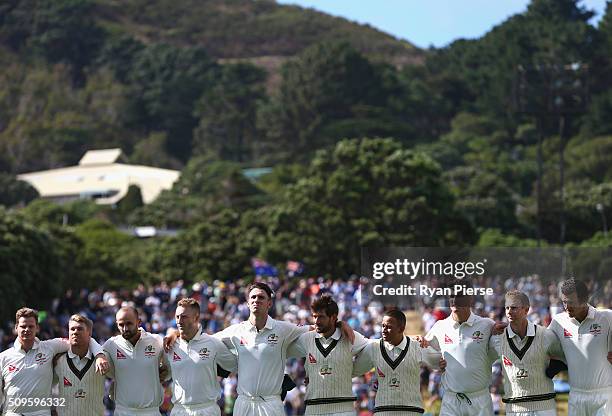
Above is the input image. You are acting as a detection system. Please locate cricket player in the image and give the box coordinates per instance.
[0,307,108,416]
[353,308,442,416]
[287,295,369,416]
[166,298,237,416]
[423,283,498,416]
[548,278,611,416]
[490,290,565,416]
[53,314,106,416]
[212,282,309,416]
[103,306,171,416]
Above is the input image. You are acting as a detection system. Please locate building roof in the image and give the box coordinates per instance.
[18,150,180,205]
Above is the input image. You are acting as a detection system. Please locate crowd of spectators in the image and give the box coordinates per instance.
[1,274,610,415]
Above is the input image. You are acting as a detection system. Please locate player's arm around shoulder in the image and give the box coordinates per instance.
[211,336,237,373]
[287,331,309,359]
[352,341,375,377]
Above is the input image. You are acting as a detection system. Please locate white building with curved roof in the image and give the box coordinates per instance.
[18,149,180,205]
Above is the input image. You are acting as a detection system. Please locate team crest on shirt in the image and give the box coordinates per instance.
[319,365,333,376]
[8,365,19,373]
[502,356,513,367]
[471,331,483,342]
[144,345,156,357]
[389,377,400,388]
[74,389,86,399]
[308,353,317,364]
[173,352,182,362]
[563,328,573,338]
[516,368,529,379]
[589,323,602,335]
[377,368,386,378]
[116,349,127,359]
[35,352,49,364]
[198,348,210,359]
[63,377,73,387]
[266,334,279,345]
[444,334,453,344]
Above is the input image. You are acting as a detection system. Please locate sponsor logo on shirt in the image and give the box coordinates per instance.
[589,323,602,335]
[35,352,49,364]
[516,368,529,379]
[377,368,386,378]
[389,377,400,388]
[444,334,453,344]
[319,365,333,376]
[267,334,279,344]
[503,356,513,367]
[563,328,572,338]
[239,337,248,346]
[144,345,156,357]
[198,348,210,359]
[8,365,19,373]
[64,377,73,387]
[471,331,483,342]
[173,352,182,362]
[116,349,127,359]
[308,353,317,364]
[74,389,87,399]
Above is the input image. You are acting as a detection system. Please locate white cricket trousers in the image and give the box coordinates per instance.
[170,401,220,416]
[233,395,285,416]
[567,387,611,416]
[439,388,494,416]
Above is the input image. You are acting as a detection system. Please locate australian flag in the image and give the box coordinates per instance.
[251,258,278,277]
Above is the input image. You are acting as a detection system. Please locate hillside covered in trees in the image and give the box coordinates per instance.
[1,0,611,319]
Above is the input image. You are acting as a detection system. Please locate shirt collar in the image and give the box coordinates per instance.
[14,337,40,352]
[384,336,407,352]
[180,327,204,344]
[587,305,596,320]
[450,312,476,327]
[68,348,93,361]
[315,327,341,341]
[246,316,275,332]
[507,321,535,339]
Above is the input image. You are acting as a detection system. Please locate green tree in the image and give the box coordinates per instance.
[260,42,390,162]
[259,138,475,276]
[0,174,39,207]
[0,208,66,322]
[31,0,106,83]
[193,63,267,163]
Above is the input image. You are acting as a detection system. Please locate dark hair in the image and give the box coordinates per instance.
[246,282,274,299]
[384,308,406,328]
[560,278,589,303]
[311,295,339,317]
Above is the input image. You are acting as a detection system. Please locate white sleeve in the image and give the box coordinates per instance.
[43,338,70,355]
[215,339,238,373]
[287,332,307,359]
[424,323,441,351]
[352,343,374,377]
[418,344,442,369]
[350,331,370,355]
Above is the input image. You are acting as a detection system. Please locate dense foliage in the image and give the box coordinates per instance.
[1,0,611,320]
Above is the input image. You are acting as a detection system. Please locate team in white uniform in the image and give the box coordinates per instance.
[287,295,369,416]
[166,298,237,416]
[424,285,498,416]
[53,314,107,416]
[0,308,108,416]
[353,308,442,416]
[548,278,612,416]
[1,277,610,416]
[103,306,171,416]
[489,290,565,416]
